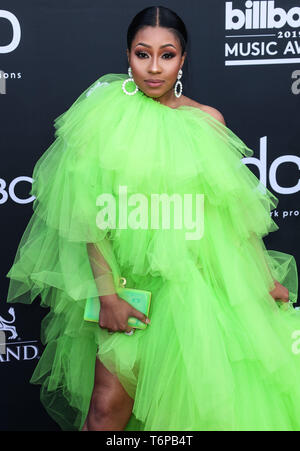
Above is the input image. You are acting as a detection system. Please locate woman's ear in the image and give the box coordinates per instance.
[180,51,187,69]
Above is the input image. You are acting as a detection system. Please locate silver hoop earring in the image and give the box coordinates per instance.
[174,69,183,98]
[122,67,139,96]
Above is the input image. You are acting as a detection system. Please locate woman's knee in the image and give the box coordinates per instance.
[89,389,116,421]
[86,358,134,428]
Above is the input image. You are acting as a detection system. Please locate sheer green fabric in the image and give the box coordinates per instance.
[86,240,119,297]
[5,73,300,431]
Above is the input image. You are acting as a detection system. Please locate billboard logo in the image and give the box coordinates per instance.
[0,10,21,53]
[0,307,18,340]
[0,307,40,363]
[242,136,300,195]
[225,1,300,66]
[226,1,300,30]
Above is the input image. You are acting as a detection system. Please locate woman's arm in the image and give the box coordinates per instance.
[86,241,118,298]
[86,240,150,332]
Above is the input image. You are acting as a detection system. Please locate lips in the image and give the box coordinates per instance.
[145,79,165,87]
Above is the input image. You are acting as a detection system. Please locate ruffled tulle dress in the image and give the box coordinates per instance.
[5,73,300,431]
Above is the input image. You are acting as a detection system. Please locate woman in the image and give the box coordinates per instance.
[6,6,300,431]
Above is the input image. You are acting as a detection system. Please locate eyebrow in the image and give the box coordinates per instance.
[135,42,177,49]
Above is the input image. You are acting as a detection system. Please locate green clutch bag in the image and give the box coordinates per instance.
[84,277,152,330]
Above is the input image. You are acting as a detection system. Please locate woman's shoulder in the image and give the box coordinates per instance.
[180,96,226,126]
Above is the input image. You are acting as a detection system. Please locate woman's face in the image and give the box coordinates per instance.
[127,26,186,100]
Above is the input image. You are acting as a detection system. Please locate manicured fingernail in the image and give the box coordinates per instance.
[146,318,150,324]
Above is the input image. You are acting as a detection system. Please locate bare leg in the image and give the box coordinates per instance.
[82,357,134,431]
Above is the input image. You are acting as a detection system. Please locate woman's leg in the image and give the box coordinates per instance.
[82,356,134,431]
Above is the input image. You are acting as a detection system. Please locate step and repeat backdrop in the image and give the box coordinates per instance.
[1,0,299,430]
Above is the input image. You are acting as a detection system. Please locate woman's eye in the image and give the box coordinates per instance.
[135,52,149,58]
[135,51,175,59]
[162,53,175,59]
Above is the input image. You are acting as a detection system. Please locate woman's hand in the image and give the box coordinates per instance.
[269,280,289,303]
[98,293,150,334]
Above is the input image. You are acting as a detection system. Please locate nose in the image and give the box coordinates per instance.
[148,54,162,74]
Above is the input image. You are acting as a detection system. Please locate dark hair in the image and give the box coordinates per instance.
[126,5,191,93]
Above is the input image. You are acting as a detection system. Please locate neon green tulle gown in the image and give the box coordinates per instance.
[5,73,300,431]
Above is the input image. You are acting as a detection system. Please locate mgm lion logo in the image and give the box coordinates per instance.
[0,307,18,340]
